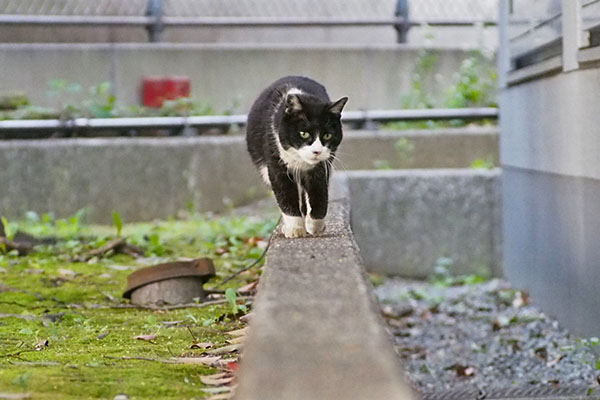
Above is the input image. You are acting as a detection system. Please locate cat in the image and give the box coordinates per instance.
[246,76,348,238]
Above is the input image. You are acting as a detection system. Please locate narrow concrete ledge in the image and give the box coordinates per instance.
[235,177,415,400]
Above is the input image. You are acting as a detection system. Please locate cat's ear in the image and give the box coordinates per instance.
[285,94,303,115]
[328,97,348,116]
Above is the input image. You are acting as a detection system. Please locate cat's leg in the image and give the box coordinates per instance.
[269,166,307,238]
[303,165,328,236]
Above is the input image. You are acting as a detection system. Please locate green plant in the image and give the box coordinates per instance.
[159,97,214,117]
[225,288,247,315]
[470,157,495,170]
[401,50,439,109]
[112,211,123,237]
[1,216,15,240]
[444,51,498,109]
[84,82,118,118]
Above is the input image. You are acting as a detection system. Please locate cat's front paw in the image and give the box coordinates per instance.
[281,215,307,238]
[305,216,325,236]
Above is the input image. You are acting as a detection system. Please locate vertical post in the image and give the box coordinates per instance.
[394,0,410,43]
[145,0,164,43]
[562,0,581,72]
[498,0,511,89]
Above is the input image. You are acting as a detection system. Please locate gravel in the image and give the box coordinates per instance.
[376,278,600,393]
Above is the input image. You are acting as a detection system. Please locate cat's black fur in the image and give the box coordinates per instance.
[246,76,347,237]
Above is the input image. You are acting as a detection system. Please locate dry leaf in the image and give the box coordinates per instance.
[207,393,235,400]
[226,327,247,337]
[226,336,245,345]
[239,313,252,323]
[57,268,76,278]
[170,356,221,365]
[191,342,213,350]
[206,344,242,355]
[200,375,235,386]
[237,281,258,295]
[133,334,156,341]
[201,386,233,394]
[35,339,49,351]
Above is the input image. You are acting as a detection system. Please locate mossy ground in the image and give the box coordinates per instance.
[0,207,278,399]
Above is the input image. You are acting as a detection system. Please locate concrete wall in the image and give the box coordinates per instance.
[0,128,498,224]
[500,68,600,337]
[0,136,266,223]
[341,127,498,170]
[0,43,488,113]
[347,169,502,278]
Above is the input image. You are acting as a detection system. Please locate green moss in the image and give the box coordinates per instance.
[0,211,277,399]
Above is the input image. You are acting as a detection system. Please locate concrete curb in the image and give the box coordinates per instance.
[234,177,415,400]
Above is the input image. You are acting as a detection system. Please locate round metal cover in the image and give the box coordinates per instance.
[123,258,215,299]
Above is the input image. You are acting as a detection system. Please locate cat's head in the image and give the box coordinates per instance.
[277,92,348,167]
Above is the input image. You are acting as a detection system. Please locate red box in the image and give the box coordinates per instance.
[142,76,191,108]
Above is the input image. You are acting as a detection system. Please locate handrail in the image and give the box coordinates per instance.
[0,108,498,132]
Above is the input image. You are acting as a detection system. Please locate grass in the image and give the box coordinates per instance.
[0,209,278,399]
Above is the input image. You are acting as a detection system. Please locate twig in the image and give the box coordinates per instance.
[0,313,36,321]
[9,361,60,367]
[212,217,280,289]
[186,326,198,342]
[72,238,126,262]
[84,297,252,311]
[1,348,38,358]
[104,355,175,364]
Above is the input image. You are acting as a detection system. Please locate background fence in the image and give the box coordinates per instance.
[0,0,498,46]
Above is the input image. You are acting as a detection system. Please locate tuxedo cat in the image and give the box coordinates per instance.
[246,76,348,238]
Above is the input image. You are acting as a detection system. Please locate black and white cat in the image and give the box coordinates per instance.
[246,76,348,238]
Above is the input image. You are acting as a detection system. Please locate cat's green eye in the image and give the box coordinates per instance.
[323,133,333,141]
[299,131,311,139]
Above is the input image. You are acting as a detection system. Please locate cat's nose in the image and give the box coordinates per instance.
[312,150,322,156]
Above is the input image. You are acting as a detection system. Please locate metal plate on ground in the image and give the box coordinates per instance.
[421,386,599,400]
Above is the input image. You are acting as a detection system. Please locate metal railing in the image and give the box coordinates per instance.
[0,108,499,137]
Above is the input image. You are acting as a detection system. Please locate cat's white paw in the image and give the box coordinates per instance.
[281,215,307,238]
[305,216,325,236]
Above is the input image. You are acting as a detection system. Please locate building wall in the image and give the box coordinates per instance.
[501,67,600,336]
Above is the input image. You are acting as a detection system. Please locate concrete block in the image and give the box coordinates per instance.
[235,177,415,400]
[340,127,498,170]
[347,169,502,278]
[0,136,267,223]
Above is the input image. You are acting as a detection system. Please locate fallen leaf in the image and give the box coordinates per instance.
[134,334,156,341]
[35,339,49,351]
[170,356,221,365]
[201,386,233,394]
[57,268,77,278]
[206,344,242,355]
[200,375,235,386]
[0,393,32,399]
[191,342,213,350]
[226,336,245,345]
[237,281,258,295]
[226,327,247,337]
[97,331,110,340]
[546,354,565,367]
[239,313,252,323]
[219,360,239,371]
[207,394,234,400]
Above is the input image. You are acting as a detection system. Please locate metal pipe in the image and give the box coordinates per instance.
[0,15,497,27]
[0,108,497,132]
